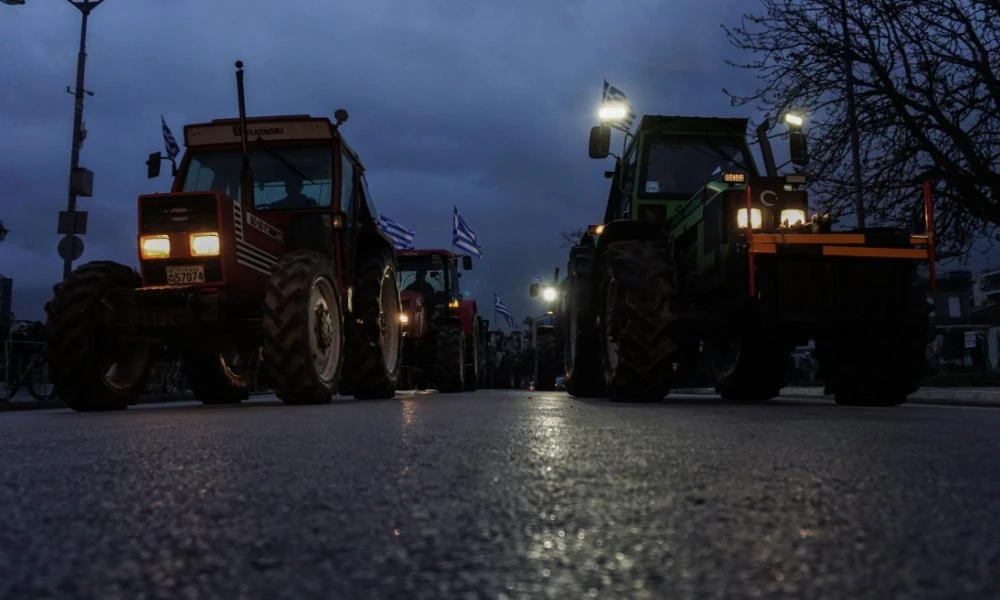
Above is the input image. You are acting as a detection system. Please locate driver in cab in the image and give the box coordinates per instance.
[266,175,318,209]
[405,270,436,299]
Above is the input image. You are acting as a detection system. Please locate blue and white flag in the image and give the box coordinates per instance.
[494,293,515,329]
[453,207,482,258]
[378,214,416,249]
[602,80,637,133]
[161,115,180,160]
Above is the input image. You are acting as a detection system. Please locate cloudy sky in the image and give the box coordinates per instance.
[1,0,791,324]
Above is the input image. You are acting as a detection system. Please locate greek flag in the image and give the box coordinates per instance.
[161,115,180,160]
[378,214,416,249]
[602,80,637,133]
[494,293,515,329]
[452,207,482,258]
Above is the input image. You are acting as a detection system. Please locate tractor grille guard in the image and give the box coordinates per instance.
[743,180,937,296]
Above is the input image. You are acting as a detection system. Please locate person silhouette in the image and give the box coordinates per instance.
[268,175,317,209]
[405,270,436,298]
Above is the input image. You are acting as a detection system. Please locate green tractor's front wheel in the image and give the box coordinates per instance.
[599,241,677,402]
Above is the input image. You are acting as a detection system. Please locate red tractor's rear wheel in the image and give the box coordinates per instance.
[262,251,343,405]
[345,251,402,400]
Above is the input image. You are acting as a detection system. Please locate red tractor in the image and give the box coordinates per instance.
[42,60,403,411]
[396,249,483,392]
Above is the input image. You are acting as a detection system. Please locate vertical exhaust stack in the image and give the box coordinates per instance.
[235,60,253,207]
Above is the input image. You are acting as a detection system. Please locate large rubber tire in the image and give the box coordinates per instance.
[434,324,465,393]
[464,317,480,391]
[825,288,930,407]
[262,250,344,405]
[43,261,152,412]
[535,328,559,391]
[564,250,605,397]
[346,251,402,400]
[599,241,677,402]
[181,344,258,405]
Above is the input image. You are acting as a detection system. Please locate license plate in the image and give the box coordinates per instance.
[165,265,205,285]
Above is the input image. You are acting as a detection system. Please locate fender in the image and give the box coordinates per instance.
[594,219,669,257]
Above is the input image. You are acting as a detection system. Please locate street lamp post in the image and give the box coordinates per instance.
[61,0,103,279]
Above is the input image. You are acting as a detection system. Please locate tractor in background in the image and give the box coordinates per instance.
[396,249,485,392]
[553,111,933,406]
[527,268,565,391]
[43,60,402,411]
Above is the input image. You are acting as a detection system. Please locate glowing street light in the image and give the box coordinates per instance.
[541,286,558,302]
[784,112,804,127]
[598,103,628,122]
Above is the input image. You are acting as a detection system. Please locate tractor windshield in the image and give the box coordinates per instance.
[397,257,457,297]
[641,139,752,197]
[181,146,334,210]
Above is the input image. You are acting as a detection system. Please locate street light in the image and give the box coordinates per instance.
[5,0,105,278]
[784,112,804,127]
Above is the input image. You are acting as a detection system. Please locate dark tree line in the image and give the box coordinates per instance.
[723,0,999,256]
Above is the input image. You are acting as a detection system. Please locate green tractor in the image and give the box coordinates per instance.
[548,113,934,406]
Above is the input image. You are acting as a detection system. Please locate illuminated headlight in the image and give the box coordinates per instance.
[399,313,409,324]
[190,232,220,256]
[722,171,746,184]
[542,287,558,302]
[780,209,807,227]
[598,103,628,121]
[140,235,170,259]
[448,300,460,309]
[736,208,763,230]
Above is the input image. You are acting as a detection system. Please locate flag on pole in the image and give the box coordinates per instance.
[453,207,482,258]
[602,80,637,133]
[161,115,180,160]
[378,214,416,249]
[494,294,515,329]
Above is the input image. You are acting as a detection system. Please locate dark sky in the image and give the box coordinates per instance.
[0,0,863,325]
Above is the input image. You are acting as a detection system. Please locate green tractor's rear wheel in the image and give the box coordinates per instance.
[346,251,402,400]
[182,342,259,405]
[599,241,677,402]
[434,323,465,393]
[262,250,343,405]
[564,249,604,397]
[43,261,153,412]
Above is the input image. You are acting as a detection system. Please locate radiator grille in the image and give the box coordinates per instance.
[140,195,218,234]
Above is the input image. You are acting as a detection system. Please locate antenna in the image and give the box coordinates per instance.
[235,60,253,206]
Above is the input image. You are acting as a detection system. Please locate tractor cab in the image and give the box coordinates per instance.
[396,249,472,320]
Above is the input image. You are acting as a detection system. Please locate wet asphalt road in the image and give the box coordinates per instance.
[1,390,999,600]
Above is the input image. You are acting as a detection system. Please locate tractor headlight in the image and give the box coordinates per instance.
[190,232,221,257]
[140,235,170,259]
[448,300,460,309]
[780,209,807,227]
[542,287,558,302]
[736,208,763,230]
[399,313,409,324]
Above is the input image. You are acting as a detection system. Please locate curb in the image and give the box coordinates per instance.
[673,388,1000,408]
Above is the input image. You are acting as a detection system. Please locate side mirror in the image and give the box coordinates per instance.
[529,283,540,297]
[588,125,611,159]
[146,152,161,179]
[462,255,473,270]
[789,131,809,167]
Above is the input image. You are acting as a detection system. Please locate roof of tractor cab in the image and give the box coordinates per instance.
[636,115,750,138]
[183,114,364,165]
[396,249,459,258]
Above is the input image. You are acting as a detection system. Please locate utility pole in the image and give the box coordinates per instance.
[60,0,104,280]
[839,0,866,228]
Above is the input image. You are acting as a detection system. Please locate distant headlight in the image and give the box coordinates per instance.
[780,209,807,227]
[736,208,763,230]
[399,313,409,324]
[190,232,220,257]
[140,235,170,259]
[448,300,460,309]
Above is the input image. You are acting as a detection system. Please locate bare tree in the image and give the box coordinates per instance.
[723,0,1000,256]
[559,227,587,248]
